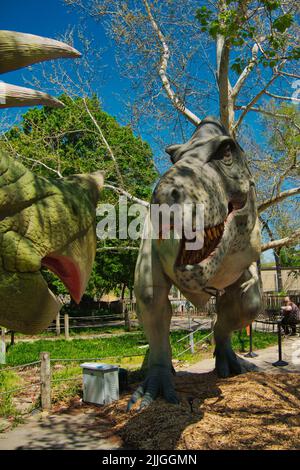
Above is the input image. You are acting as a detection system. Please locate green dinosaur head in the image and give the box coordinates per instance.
[0,31,103,333]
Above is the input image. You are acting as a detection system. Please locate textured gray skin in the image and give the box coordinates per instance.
[129,117,262,409]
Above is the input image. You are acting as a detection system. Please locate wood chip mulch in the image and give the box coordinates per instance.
[93,371,300,450]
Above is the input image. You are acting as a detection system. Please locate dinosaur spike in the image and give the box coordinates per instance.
[0,30,81,74]
[0,83,64,108]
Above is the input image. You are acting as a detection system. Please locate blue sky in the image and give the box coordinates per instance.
[1,0,128,118]
[1,0,298,264]
[1,0,273,150]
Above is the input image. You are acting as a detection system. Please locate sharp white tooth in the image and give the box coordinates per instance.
[207,229,213,241]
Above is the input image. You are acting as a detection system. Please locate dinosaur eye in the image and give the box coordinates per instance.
[222,145,233,165]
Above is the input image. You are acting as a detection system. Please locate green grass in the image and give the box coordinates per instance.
[0,370,24,425]
[1,328,278,368]
[14,323,141,338]
[1,333,148,367]
[51,363,82,404]
[0,328,278,423]
[232,329,278,352]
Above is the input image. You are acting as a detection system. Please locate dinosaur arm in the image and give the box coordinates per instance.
[240,262,259,295]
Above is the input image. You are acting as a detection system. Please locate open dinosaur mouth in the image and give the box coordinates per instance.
[175,200,241,266]
[41,254,83,304]
[176,222,225,266]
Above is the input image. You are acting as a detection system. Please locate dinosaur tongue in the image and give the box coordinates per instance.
[42,254,83,303]
[41,224,97,304]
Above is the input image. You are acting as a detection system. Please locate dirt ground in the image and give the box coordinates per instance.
[2,369,300,449]
[2,356,300,450]
[88,371,300,450]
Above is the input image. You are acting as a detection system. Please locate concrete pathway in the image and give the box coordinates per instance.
[0,408,123,450]
[185,336,300,375]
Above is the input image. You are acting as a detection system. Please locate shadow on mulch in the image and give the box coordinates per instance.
[94,371,300,450]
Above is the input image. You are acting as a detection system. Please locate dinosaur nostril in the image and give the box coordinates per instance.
[171,188,181,202]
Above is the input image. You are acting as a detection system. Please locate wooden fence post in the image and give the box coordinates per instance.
[124,303,131,332]
[0,327,6,364]
[209,318,214,345]
[189,332,195,354]
[64,314,70,341]
[56,313,61,336]
[40,352,51,410]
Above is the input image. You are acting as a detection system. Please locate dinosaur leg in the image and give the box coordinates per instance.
[128,241,178,410]
[214,263,262,378]
[128,284,179,409]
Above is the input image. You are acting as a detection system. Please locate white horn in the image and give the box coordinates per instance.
[0,30,81,74]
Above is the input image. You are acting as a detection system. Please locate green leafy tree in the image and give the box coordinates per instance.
[280,246,300,267]
[1,95,157,298]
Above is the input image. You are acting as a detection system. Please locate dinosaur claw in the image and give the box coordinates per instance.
[215,341,242,378]
[139,392,155,410]
[127,365,178,411]
[127,385,144,411]
[165,392,180,404]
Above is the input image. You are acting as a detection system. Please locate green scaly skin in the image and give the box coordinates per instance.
[0,151,102,333]
[0,30,103,333]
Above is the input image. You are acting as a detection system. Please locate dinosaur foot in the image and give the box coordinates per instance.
[127,365,179,411]
[214,342,242,378]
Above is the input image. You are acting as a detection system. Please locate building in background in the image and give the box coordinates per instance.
[260,267,300,293]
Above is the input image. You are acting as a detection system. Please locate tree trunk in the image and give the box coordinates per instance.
[274,248,283,292]
[121,283,126,300]
[256,259,263,290]
[122,283,131,331]
[124,306,131,332]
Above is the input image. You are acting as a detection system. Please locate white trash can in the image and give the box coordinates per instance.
[80,362,119,405]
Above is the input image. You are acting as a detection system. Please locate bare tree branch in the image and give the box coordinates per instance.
[104,183,149,207]
[142,0,201,127]
[264,90,300,103]
[233,72,280,132]
[235,105,300,132]
[258,186,300,213]
[97,246,139,252]
[235,105,294,119]
[231,43,259,99]
[261,228,300,252]
[82,97,125,187]
[271,162,298,198]
[278,70,300,79]
[2,133,63,178]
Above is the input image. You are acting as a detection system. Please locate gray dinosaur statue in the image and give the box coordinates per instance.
[129,117,262,409]
[0,30,103,333]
